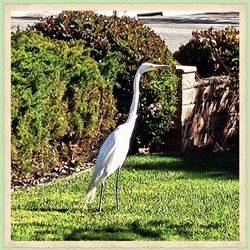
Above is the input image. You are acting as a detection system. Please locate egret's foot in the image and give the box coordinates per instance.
[97,205,103,213]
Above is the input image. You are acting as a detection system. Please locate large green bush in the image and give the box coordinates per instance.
[12,12,179,179]
[31,11,178,151]
[11,30,121,179]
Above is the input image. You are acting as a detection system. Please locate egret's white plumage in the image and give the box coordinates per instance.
[85,63,167,211]
[85,119,135,203]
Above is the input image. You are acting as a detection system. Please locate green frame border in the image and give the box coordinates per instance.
[0,0,249,3]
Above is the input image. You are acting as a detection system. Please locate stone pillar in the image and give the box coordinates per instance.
[176,65,198,151]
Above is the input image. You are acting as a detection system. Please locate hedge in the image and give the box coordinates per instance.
[11,30,120,179]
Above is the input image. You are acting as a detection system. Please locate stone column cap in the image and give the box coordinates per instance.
[176,65,197,74]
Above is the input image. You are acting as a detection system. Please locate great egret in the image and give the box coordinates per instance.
[85,63,167,212]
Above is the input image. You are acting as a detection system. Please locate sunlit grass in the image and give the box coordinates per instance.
[11,152,239,241]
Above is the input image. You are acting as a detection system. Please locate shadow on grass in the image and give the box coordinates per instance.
[126,151,239,180]
[21,207,77,213]
[12,220,164,241]
[63,219,225,241]
[12,218,234,241]
[64,220,166,241]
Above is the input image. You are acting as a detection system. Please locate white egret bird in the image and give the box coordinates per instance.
[85,63,167,212]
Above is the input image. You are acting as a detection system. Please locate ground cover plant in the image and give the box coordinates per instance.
[11,152,239,241]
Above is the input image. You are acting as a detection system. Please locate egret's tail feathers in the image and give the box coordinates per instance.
[85,187,97,206]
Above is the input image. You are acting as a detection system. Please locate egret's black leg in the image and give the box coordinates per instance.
[98,182,105,212]
[116,168,121,210]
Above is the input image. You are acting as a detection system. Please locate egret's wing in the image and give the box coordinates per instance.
[86,128,123,201]
[92,130,118,179]
[93,125,130,175]
[96,131,117,165]
[87,124,131,194]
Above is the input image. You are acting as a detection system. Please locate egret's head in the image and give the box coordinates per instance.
[138,63,168,74]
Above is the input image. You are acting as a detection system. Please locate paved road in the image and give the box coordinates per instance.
[139,12,239,53]
[11,11,239,53]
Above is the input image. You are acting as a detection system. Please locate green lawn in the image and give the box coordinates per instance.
[11,152,239,241]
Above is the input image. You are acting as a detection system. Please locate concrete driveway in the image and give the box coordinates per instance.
[139,12,239,53]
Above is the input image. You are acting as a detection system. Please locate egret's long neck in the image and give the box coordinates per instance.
[126,71,141,123]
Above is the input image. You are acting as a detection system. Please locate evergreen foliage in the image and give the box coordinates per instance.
[32,11,178,151]
[12,11,179,178]
[11,30,120,179]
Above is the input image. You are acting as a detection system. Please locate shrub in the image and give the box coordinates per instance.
[173,26,239,78]
[11,30,120,179]
[31,11,179,151]
[12,12,179,179]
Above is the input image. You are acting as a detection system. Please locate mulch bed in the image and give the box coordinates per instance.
[11,160,95,191]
